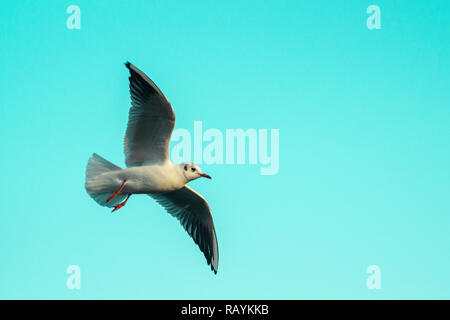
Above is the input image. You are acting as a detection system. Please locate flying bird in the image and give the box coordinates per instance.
[85,62,218,274]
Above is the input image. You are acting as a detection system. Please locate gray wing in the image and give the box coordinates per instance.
[150,186,219,274]
[124,62,176,167]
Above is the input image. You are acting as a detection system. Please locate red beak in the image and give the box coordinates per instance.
[200,173,212,179]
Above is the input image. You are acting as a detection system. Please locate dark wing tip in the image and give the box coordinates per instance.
[209,254,218,274]
[125,61,132,69]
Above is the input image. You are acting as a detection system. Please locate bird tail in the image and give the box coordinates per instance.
[85,153,126,208]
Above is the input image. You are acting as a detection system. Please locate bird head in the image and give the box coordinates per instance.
[182,162,211,182]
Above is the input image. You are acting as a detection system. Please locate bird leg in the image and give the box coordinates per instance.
[112,194,131,213]
[106,180,127,202]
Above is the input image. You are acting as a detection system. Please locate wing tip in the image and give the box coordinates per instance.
[124,61,133,71]
[212,265,218,274]
[210,254,219,274]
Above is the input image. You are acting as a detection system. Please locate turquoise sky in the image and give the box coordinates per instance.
[0,1,449,299]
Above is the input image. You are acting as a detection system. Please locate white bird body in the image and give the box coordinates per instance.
[84,62,219,274]
[88,162,187,194]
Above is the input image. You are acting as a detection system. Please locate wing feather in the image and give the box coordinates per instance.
[124,62,176,167]
[150,186,219,274]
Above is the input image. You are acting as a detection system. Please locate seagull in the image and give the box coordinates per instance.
[85,62,219,274]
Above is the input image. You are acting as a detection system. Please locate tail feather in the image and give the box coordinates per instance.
[85,153,125,208]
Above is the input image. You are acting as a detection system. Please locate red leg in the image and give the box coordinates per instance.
[106,180,127,202]
[112,194,131,213]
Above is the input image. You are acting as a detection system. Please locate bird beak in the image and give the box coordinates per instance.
[200,173,212,179]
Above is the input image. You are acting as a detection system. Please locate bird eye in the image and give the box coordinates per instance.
[191,167,196,172]
[184,165,187,171]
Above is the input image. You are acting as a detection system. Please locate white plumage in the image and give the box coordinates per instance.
[85,62,218,274]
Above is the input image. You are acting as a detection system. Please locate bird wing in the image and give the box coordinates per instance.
[124,62,176,167]
[150,186,219,274]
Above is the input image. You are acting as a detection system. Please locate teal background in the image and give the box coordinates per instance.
[0,1,449,299]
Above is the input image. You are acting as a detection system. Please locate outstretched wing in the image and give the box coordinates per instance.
[124,62,175,167]
[150,186,219,274]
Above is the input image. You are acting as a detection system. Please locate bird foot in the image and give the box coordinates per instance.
[111,194,131,213]
[112,202,125,212]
